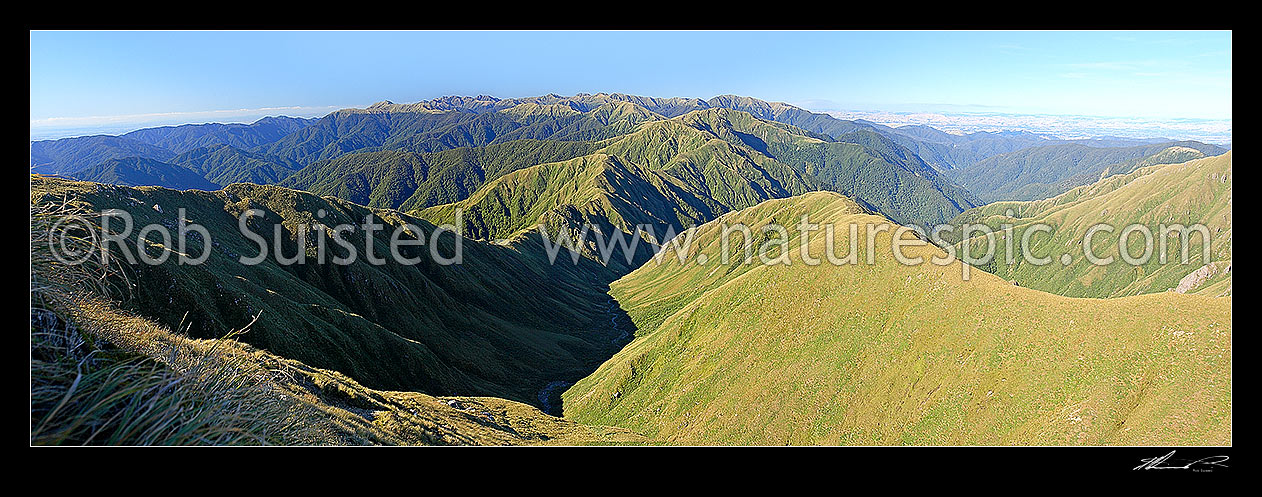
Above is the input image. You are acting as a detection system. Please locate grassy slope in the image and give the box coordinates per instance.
[562,192,1231,445]
[288,104,976,228]
[417,107,976,261]
[600,107,978,227]
[256,101,661,167]
[600,107,977,227]
[279,139,604,211]
[949,152,1232,298]
[416,109,825,270]
[31,176,628,407]
[763,127,979,226]
[949,141,1226,203]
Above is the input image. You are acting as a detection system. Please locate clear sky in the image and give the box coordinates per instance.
[30,30,1232,139]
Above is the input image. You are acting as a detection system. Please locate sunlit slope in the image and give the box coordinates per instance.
[774,127,979,226]
[949,152,1231,298]
[301,106,975,230]
[417,112,825,270]
[273,102,664,211]
[415,107,978,268]
[257,101,662,166]
[950,141,1226,203]
[279,140,603,211]
[563,192,1231,445]
[31,176,627,406]
[602,108,978,226]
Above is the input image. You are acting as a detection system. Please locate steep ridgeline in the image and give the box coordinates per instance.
[174,144,302,185]
[71,157,220,191]
[949,141,1227,203]
[32,176,636,407]
[868,125,1058,172]
[31,135,177,175]
[354,93,1178,173]
[31,116,316,180]
[279,140,604,212]
[562,192,1231,445]
[413,107,979,274]
[119,116,318,154]
[604,108,978,227]
[414,111,824,274]
[255,101,664,166]
[366,93,709,117]
[365,93,873,136]
[61,145,302,191]
[311,106,976,234]
[350,93,894,151]
[752,126,979,226]
[948,151,1232,298]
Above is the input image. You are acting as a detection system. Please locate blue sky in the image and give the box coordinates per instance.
[30,31,1231,139]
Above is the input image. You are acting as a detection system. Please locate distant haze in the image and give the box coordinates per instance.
[30,98,1231,146]
[31,31,1230,142]
[821,109,1232,145]
[29,105,348,141]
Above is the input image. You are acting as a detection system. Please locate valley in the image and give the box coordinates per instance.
[30,92,1233,446]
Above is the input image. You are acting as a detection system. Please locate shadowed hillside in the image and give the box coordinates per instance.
[30,196,641,445]
[71,157,220,191]
[31,176,634,407]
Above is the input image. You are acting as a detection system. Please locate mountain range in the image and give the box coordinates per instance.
[30,93,1233,445]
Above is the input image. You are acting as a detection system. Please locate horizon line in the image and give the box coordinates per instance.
[29,94,1233,144]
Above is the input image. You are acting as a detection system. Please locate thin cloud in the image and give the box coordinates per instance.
[823,109,1232,144]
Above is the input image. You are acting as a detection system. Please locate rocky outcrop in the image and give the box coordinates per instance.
[1175,261,1232,294]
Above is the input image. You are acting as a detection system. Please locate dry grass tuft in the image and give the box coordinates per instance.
[30,194,327,445]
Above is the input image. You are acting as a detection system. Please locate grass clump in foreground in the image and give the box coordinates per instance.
[30,187,645,445]
[30,197,323,445]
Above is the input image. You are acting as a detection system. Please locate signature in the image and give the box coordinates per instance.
[1134,450,1230,471]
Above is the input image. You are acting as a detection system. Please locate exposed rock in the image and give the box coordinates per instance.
[1175,261,1231,294]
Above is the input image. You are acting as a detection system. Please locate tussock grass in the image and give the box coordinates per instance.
[30,194,323,445]
[30,180,645,445]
